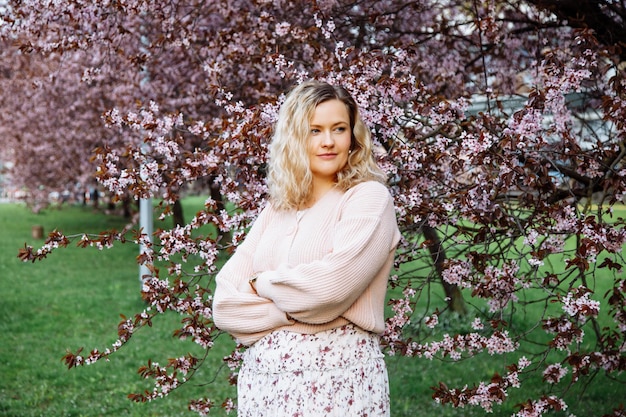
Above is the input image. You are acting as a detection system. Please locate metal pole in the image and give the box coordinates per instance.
[138,17,152,286]
[139,196,153,283]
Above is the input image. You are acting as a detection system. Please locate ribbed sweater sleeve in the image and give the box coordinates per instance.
[212,206,294,341]
[254,181,398,324]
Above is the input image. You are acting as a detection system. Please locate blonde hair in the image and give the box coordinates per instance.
[267,80,387,210]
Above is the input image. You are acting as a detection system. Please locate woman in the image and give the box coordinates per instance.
[213,80,400,416]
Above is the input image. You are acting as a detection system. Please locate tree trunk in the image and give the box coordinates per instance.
[422,225,467,315]
[209,177,232,245]
[172,199,184,227]
[122,196,132,218]
[527,0,626,62]
[209,179,225,212]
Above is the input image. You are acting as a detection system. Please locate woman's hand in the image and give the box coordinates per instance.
[248,273,259,294]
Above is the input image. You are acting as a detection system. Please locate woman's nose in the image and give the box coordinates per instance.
[321,131,334,146]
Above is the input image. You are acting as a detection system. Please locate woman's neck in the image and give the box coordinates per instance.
[301,181,336,210]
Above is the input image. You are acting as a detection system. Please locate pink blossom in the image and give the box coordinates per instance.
[543,363,568,384]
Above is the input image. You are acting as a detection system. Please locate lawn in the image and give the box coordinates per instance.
[0,199,623,416]
[0,201,236,417]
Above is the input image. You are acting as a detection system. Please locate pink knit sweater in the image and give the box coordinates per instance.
[213,181,400,346]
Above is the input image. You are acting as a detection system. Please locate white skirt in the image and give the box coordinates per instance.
[237,324,390,417]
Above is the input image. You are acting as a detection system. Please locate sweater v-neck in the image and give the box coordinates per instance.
[298,185,341,212]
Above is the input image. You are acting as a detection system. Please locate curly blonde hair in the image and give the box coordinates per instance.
[267,80,387,210]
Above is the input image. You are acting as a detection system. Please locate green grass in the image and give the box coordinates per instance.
[0,201,236,417]
[0,200,624,416]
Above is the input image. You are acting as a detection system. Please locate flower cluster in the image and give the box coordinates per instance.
[414,330,518,361]
[432,357,534,413]
[543,363,568,384]
[562,286,601,323]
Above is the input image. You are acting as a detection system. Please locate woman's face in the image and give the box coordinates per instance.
[307,99,352,189]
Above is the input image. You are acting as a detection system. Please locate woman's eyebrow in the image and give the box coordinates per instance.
[309,120,349,127]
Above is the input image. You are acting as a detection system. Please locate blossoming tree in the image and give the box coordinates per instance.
[2,0,625,415]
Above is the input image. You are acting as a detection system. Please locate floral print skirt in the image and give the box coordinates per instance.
[237,324,390,417]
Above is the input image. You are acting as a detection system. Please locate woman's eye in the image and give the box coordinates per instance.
[335,127,346,133]
[310,129,320,134]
